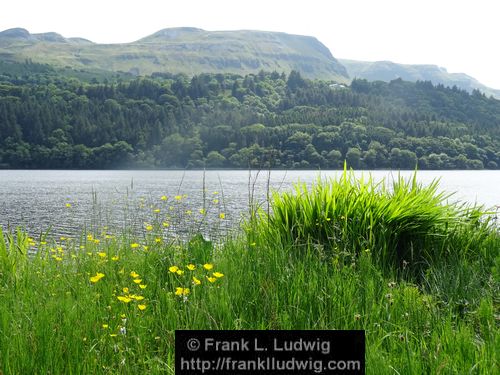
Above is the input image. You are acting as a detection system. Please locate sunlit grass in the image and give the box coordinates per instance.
[0,171,498,374]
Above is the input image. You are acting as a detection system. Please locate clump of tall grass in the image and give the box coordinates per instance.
[258,168,498,275]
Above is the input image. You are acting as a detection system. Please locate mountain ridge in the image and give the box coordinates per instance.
[340,59,500,99]
[0,27,349,82]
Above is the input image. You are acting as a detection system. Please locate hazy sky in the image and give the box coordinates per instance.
[2,0,499,89]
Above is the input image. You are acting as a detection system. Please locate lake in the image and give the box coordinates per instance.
[0,170,498,240]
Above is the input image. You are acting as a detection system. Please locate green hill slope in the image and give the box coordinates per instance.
[340,59,500,99]
[0,27,349,82]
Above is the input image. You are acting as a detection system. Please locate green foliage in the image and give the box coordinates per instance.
[260,169,499,274]
[0,63,499,169]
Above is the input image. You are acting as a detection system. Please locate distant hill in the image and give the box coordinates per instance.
[339,59,500,99]
[0,27,349,82]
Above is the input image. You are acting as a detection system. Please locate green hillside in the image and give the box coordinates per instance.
[0,27,349,82]
[340,59,500,99]
[0,62,498,170]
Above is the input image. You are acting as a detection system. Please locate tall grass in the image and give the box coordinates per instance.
[0,171,498,374]
[260,169,498,276]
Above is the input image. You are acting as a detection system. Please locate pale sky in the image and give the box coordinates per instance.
[2,0,500,89]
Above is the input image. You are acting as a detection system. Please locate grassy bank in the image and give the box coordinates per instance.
[0,171,498,374]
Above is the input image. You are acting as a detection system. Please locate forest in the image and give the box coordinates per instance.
[0,61,499,169]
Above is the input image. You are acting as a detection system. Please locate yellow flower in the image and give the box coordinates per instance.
[213,272,224,278]
[90,272,105,283]
[87,234,93,241]
[174,195,182,201]
[203,263,214,270]
[123,287,129,293]
[169,266,179,273]
[110,334,118,337]
[131,243,140,249]
[213,199,219,204]
[207,277,217,283]
[93,239,100,245]
[138,304,147,311]
[133,279,142,284]
[102,324,109,329]
[98,252,106,258]
[175,287,190,296]
[153,208,160,213]
[192,276,201,285]
[130,271,140,278]
[139,284,147,289]
[145,224,153,231]
[65,203,72,208]
[162,221,170,228]
[187,264,196,271]
[199,208,206,215]
[219,213,225,219]
[132,295,144,301]
[155,237,162,243]
[111,256,119,261]
[160,195,167,201]
[117,296,132,303]
[176,270,184,276]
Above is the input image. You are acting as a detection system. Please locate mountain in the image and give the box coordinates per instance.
[339,59,500,99]
[0,27,349,82]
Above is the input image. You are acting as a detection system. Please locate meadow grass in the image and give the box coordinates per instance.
[0,170,498,374]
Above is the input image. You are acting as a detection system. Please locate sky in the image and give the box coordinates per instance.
[2,0,500,89]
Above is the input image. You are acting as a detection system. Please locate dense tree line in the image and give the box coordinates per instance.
[0,62,498,169]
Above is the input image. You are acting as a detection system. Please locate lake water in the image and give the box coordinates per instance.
[0,170,498,240]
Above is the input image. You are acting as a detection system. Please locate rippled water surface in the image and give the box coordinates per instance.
[0,170,498,239]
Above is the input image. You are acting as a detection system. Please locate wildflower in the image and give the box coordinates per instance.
[354,314,361,321]
[192,276,201,285]
[143,246,149,251]
[219,213,225,219]
[90,272,105,283]
[388,281,397,288]
[187,264,196,271]
[98,252,106,258]
[203,263,214,270]
[110,334,118,337]
[199,208,206,215]
[120,314,126,318]
[175,287,190,296]
[111,256,119,261]
[138,304,147,311]
[155,237,162,243]
[131,243,140,249]
[153,208,161,213]
[139,284,147,289]
[87,234,93,241]
[133,279,142,284]
[174,195,182,201]
[186,210,192,215]
[176,270,184,276]
[93,239,100,245]
[102,324,109,329]
[162,221,170,228]
[65,203,72,208]
[160,195,167,201]
[207,277,217,283]
[123,287,129,293]
[130,271,140,278]
[169,266,179,273]
[213,272,224,278]
[131,295,144,301]
[117,296,132,303]
[145,224,153,231]
[213,199,219,204]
